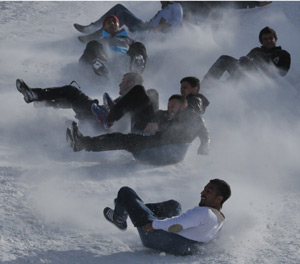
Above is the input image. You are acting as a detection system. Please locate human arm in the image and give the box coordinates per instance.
[152,207,209,232]
[271,49,291,76]
[142,222,155,233]
[150,3,183,31]
[144,122,159,132]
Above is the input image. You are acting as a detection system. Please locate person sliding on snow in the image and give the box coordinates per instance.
[74,1,183,35]
[66,94,210,156]
[15,72,144,130]
[90,76,210,154]
[78,15,147,77]
[201,26,291,88]
[101,179,231,255]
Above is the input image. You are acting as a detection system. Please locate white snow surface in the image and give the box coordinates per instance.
[1,1,300,263]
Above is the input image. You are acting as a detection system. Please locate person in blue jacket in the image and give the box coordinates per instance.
[102,179,231,255]
[79,15,147,77]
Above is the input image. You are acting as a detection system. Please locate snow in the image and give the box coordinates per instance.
[1,1,300,263]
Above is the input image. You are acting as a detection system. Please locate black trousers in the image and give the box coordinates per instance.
[82,131,166,153]
[107,85,155,131]
[203,55,256,81]
[79,40,147,68]
[31,85,98,121]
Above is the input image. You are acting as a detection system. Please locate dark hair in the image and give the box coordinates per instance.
[168,94,187,106]
[259,26,278,43]
[180,76,200,92]
[210,179,231,206]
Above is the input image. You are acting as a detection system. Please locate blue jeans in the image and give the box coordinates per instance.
[114,187,200,255]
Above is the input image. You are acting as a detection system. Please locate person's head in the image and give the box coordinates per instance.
[199,179,231,210]
[167,94,187,119]
[119,72,144,96]
[180,77,200,96]
[259,26,277,49]
[103,15,120,35]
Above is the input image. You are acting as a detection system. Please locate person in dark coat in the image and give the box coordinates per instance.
[66,94,210,156]
[201,26,291,88]
[15,72,144,130]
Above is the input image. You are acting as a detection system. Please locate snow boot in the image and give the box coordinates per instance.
[103,207,127,230]
[103,92,115,112]
[130,55,145,74]
[92,59,109,77]
[91,103,112,129]
[16,79,38,103]
[66,121,85,152]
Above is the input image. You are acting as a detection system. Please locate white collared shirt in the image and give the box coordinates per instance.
[152,206,225,243]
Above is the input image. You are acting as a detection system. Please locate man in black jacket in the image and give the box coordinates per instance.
[91,76,210,154]
[66,94,210,156]
[201,26,291,88]
[15,72,144,129]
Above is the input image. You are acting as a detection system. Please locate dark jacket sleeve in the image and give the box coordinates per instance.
[186,94,210,114]
[271,49,291,76]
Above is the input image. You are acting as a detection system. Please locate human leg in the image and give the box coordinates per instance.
[113,186,156,227]
[107,85,155,130]
[201,55,239,88]
[127,42,147,73]
[145,200,182,218]
[66,122,165,153]
[137,228,199,255]
[97,4,145,32]
[16,80,98,120]
[79,41,109,76]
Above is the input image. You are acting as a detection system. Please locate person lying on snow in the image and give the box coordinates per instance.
[74,1,183,34]
[78,15,147,77]
[15,72,145,130]
[201,26,291,88]
[66,94,210,156]
[102,179,231,255]
[91,76,210,153]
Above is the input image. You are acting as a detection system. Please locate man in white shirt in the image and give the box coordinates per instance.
[74,1,183,34]
[103,179,231,255]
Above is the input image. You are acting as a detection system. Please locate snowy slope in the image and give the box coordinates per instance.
[1,1,300,263]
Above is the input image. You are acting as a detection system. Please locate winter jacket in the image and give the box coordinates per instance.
[246,46,291,76]
[100,29,134,54]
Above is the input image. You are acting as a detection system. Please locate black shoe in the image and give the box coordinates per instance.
[91,103,112,129]
[103,92,115,112]
[16,79,38,103]
[66,121,84,152]
[92,59,109,77]
[130,55,145,74]
[103,207,127,230]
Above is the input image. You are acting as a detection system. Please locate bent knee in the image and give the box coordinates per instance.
[118,186,133,197]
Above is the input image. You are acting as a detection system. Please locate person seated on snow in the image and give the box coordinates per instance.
[201,26,291,88]
[66,94,210,156]
[78,15,147,77]
[91,76,210,154]
[101,179,231,255]
[180,76,209,114]
[15,72,145,130]
[74,1,183,35]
